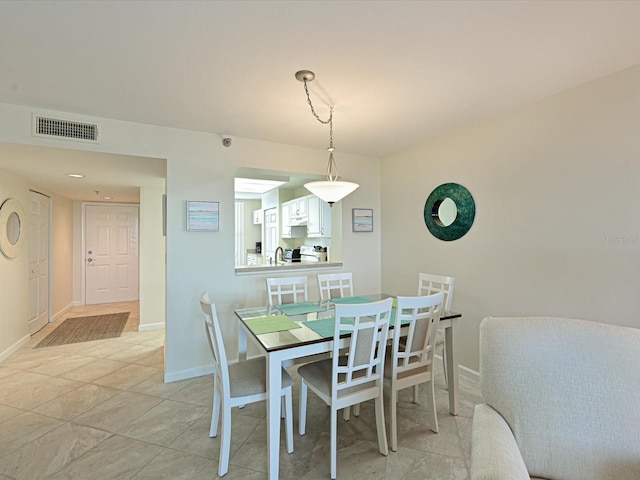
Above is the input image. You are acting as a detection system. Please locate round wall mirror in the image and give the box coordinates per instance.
[0,198,26,259]
[423,183,475,241]
[435,197,457,227]
[6,212,21,245]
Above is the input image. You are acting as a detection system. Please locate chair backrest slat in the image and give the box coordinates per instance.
[331,298,393,399]
[200,292,230,395]
[417,273,455,311]
[266,276,309,305]
[393,293,444,377]
[317,272,354,300]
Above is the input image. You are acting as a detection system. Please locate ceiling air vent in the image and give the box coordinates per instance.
[32,115,100,143]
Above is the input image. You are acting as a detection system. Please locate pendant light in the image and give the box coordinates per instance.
[296,70,359,206]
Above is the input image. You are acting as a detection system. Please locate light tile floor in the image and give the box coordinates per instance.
[0,302,483,479]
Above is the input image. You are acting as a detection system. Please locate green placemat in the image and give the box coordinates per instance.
[276,302,324,316]
[330,296,374,305]
[301,317,353,338]
[244,315,302,335]
[303,309,405,338]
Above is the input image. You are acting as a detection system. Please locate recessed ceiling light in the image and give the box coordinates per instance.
[66,173,84,178]
[103,196,113,200]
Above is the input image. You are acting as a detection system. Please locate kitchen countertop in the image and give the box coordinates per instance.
[235,261,343,275]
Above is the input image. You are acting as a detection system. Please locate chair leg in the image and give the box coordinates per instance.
[442,344,449,390]
[210,382,220,437]
[374,393,389,456]
[218,399,231,477]
[412,384,419,403]
[343,402,362,419]
[299,380,308,435]
[281,395,285,419]
[427,379,439,434]
[284,388,294,453]
[390,388,398,452]
[330,405,338,479]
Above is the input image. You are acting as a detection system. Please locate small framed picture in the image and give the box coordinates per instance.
[352,208,373,232]
[187,201,219,231]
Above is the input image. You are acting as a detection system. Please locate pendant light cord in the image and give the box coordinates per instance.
[302,79,332,126]
[302,78,338,179]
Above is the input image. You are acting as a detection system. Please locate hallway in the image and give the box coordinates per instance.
[32,301,142,341]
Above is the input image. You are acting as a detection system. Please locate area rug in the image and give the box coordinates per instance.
[34,312,130,348]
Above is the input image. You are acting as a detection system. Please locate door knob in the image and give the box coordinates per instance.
[87,258,93,263]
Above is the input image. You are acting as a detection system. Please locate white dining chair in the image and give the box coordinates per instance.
[266,276,309,305]
[417,272,455,387]
[298,297,393,479]
[417,273,454,310]
[317,272,354,300]
[199,292,294,477]
[385,293,444,451]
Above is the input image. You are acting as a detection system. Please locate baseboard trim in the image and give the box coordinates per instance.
[164,365,213,383]
[435,354,480,383]
[72,301,83,307]
[0,334,30,363]
[459,364,480,383]
[52,303,73,322]
[138,322,164,332]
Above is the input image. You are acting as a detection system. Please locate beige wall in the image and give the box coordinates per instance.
[381,64,640,374]
[0,103,382,382]
[0,171,30,360]
[51,194,73,319]
[164,133,382,380]
[139,186,166,330]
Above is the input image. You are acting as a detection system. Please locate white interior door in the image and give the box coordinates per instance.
[28,191,50,334]
[85,204,139,305]
[264,207,277,263]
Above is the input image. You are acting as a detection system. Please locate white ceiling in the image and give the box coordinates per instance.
[2,1,640,199]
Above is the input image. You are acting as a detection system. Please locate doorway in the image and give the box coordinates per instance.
[264,207,277,263]
[28,191,50,334]
[84,204,140,305]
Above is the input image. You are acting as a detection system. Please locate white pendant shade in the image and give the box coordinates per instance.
[296,70,360,205]
[304,180,359,205]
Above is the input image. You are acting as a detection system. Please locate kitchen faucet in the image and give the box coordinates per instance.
[274,246,284,264]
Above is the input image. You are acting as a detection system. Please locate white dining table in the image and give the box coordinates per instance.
[235,294,462,480]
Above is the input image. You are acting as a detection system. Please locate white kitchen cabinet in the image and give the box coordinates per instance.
[252,209,263,224]
[281,201,305,238]
[246,253,263,265]
[289,197,307,225]
[307,194,331,238]
[281,201,290,231]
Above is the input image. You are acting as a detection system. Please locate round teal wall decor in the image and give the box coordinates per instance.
[423,183,475,241]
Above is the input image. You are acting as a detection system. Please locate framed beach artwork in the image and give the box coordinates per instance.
[352,208,373,232]
[187,201,220,231]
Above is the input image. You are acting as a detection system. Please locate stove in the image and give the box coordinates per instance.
[283,248,301,263]
[300,245,328,263]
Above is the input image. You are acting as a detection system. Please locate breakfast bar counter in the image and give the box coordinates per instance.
[235,261,343,275]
